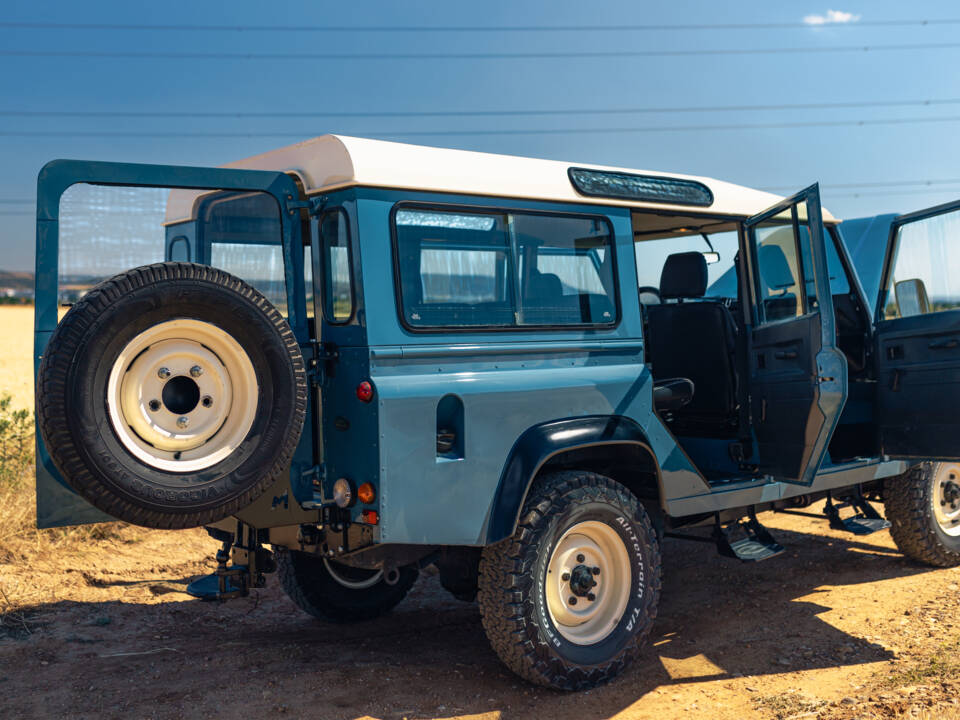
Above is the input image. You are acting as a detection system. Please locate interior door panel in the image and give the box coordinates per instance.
[751,314,825,476]
[877,311,960,458]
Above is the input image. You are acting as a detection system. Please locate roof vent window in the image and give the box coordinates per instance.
[568,167,714,207]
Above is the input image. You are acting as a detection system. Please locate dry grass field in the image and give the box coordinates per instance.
[0,305,35,410]
[1,304,959,719]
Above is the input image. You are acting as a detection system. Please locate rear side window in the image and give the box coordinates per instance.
[393,207,617,329]
[318,209,354,323]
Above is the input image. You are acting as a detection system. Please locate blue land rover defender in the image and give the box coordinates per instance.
[34,136,960,690]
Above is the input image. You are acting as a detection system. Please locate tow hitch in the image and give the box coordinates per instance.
[186,525,276,601]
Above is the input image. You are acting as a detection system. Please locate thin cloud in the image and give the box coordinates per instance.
[803,9,862,25]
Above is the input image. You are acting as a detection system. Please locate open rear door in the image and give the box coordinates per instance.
[875,198,960,458]
[34,160,309,527]
[744,184,847,484]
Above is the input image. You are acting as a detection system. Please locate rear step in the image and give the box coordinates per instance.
[824,494,891,536]
[665,509,785,563]
[715,509,785,562]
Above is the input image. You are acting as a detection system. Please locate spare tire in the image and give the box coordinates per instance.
[37,262,307,529]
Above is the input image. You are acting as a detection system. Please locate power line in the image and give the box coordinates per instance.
[5,98,960,120]
[3,41,960,61]
[2,19,960,32]
[763,178,960,191]
[5,114,960,138]
[827,187,960,198]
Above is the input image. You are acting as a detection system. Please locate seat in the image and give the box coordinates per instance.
[645,252,740,427]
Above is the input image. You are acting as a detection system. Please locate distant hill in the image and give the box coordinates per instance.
[0,271,34,291]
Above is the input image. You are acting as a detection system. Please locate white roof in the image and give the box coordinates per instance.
[166,134,835,223]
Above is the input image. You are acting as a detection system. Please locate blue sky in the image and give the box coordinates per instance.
[2,0,960,271]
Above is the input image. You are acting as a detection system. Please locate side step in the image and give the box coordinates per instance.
[715,510,785,562]
[665,510,785,563]
[825,494,891,536]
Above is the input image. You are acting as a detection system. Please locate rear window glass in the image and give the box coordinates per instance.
[393,207,617,329]
[318,209,353,323]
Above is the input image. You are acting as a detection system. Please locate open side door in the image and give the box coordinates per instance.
[874,198,960,458]
[34,160,310,527]
[744,184,848,484]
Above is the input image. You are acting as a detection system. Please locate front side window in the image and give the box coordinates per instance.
[883,207,960,319]
[752,223,805,324]
[393,207,617,329]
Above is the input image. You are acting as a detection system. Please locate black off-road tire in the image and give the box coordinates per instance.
[36,262,307,529]
[477,471,661,690]
[884,462,960,567]
[275,548,418,623]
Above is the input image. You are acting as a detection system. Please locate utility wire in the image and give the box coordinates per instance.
[5,98,960,119]
[3,41,960,60]
[6,114,960,137]
[762,178,960,191]
[2,19,960,32]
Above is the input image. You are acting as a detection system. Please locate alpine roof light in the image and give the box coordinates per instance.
[568,167,714,207]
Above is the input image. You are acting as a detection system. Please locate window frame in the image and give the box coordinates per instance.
[389,201,621,333]
[317,206,356,326]
[747,203,815,327]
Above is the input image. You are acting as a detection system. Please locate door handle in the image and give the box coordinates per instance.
[929,338,959,350]
[775,350,798,360]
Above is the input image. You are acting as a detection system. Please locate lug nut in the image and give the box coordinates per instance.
[190,365,203,378]
[201,395,213,408]
[148,399,160,412]
[568,596,578,606]
[587,593,596,602]
[561,572,570,582]
[157,367,171,379]
[592,566,601,575]
[576,554,585,563]
[176,416,189,429]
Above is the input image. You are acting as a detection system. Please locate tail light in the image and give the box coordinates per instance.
[356,381,374,403]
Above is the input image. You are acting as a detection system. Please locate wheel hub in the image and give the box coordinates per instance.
[568,564,596,597]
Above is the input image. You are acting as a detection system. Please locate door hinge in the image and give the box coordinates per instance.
[285,195,328,216]
[307,341,338,386]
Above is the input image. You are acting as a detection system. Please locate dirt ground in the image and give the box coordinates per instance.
[2,504,959,720]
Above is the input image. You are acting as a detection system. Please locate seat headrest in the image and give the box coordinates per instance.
[660,252,708,300]
[528,270,563,300]
[758,244,796,290]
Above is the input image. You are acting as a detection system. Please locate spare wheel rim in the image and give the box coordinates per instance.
[106,318,259,473]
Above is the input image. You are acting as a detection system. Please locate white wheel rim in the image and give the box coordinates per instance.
[106,319,259,473]
[545,520,632,646]
[932,463,960,537]
[323,558,383,590]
